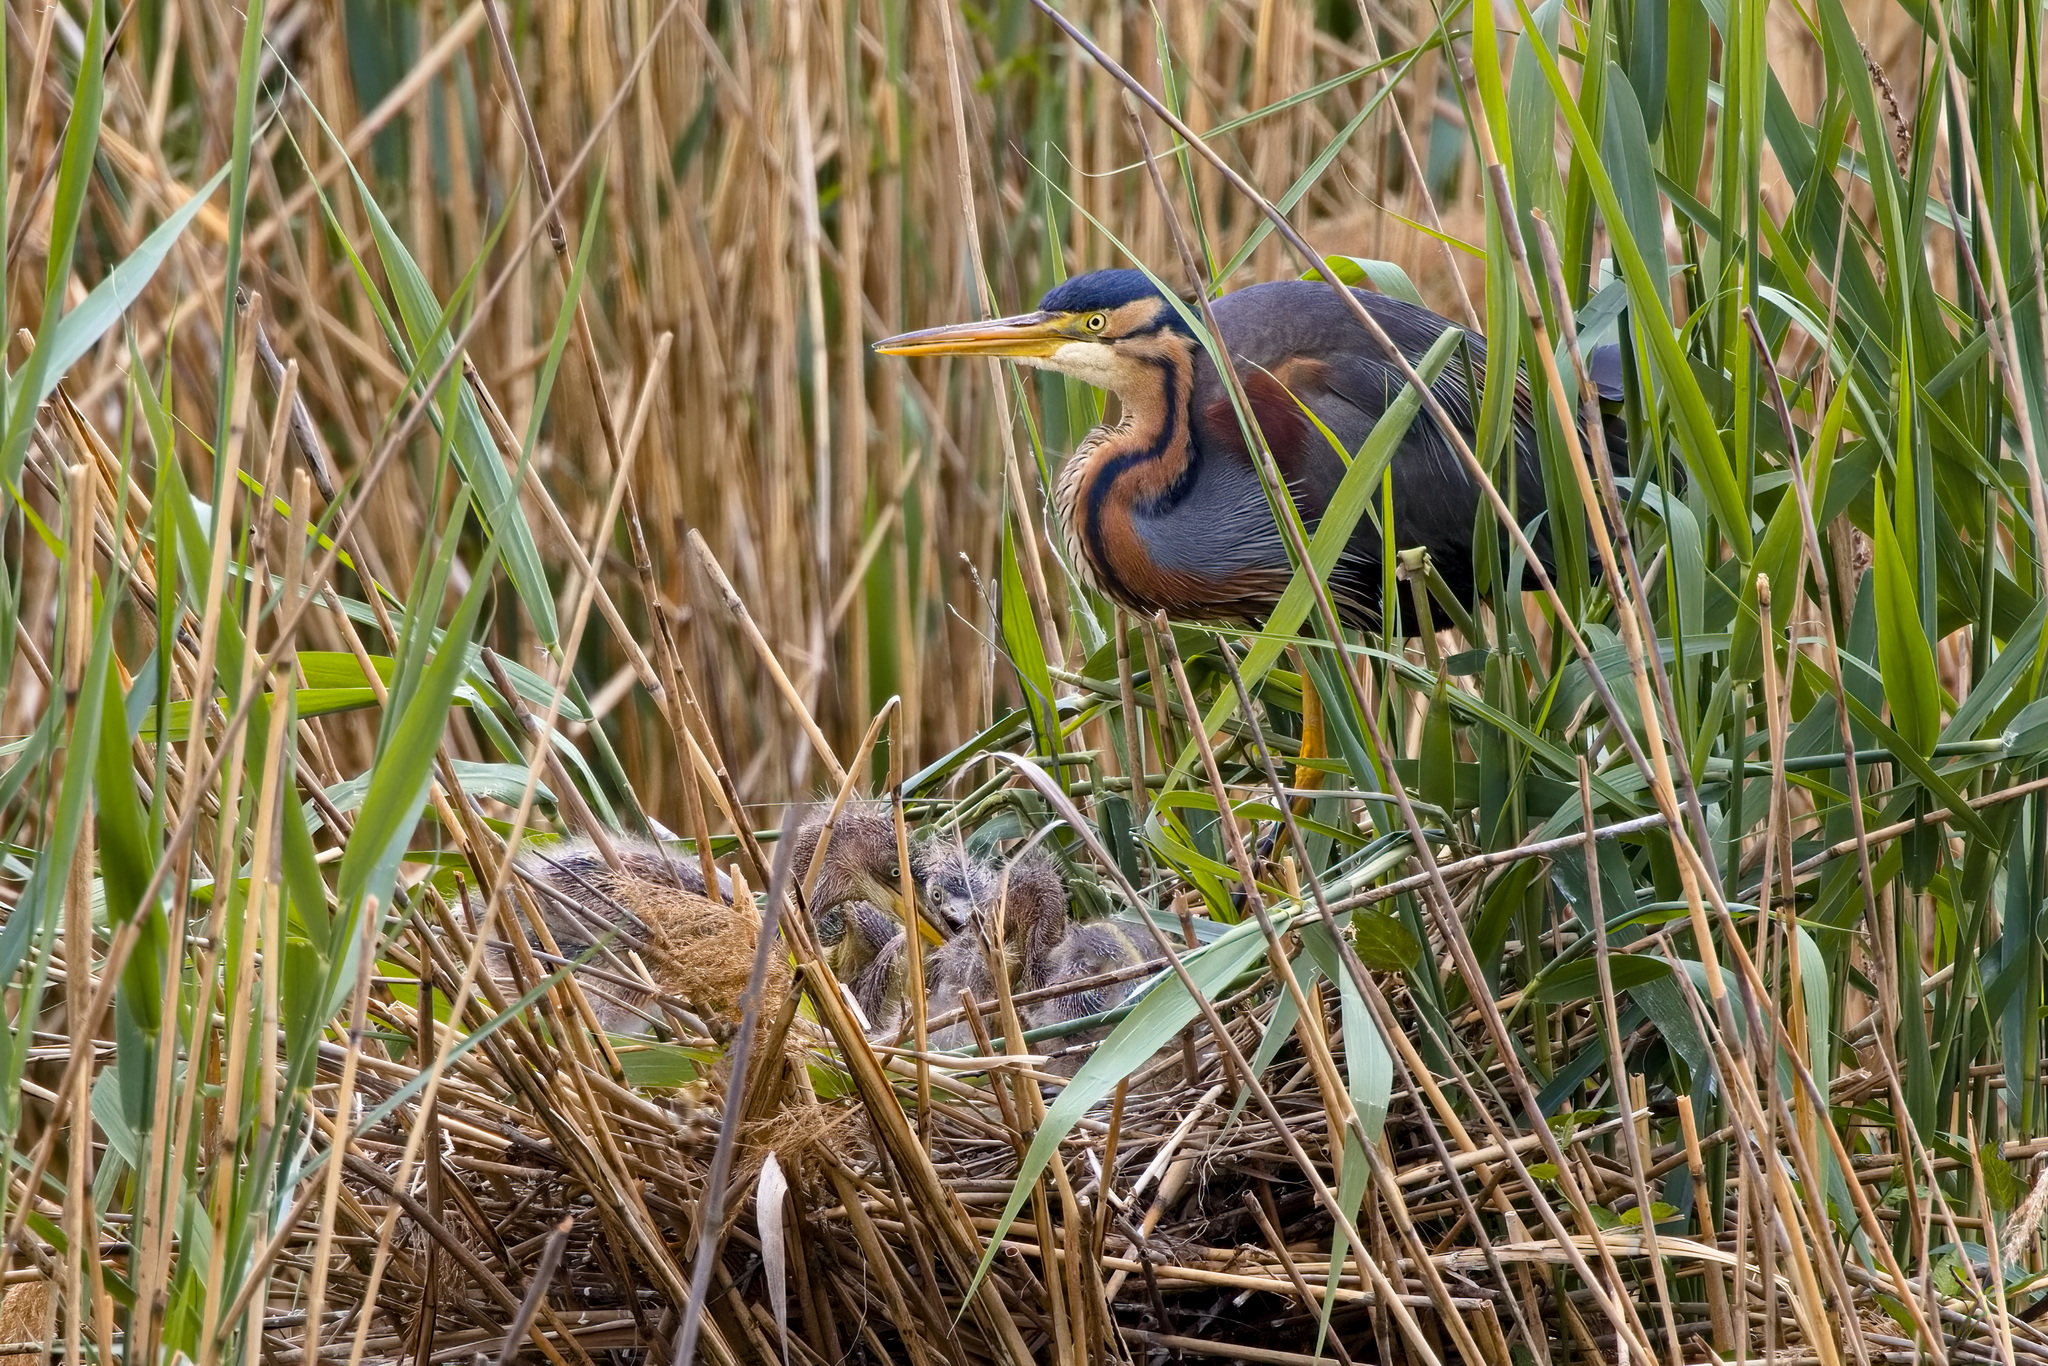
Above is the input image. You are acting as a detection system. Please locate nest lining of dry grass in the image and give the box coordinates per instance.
[158,856,2031,1366]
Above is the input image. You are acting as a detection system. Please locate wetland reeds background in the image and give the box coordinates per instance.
[2,0,2045,1363]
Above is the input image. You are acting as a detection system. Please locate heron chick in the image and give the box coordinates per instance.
[925,849,1143,1070]
[817,899,910,1035]
[814,836,1016,1037]
[497,809,932,1037]
[912,835,997,933]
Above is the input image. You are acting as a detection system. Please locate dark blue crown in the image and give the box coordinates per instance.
[1037,269,1191,333]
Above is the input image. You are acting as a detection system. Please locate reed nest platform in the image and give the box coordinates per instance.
[212,837,2040,1366]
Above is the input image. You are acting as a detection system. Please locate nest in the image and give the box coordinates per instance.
[633,882,792,1024]
[244,855,2038,1366]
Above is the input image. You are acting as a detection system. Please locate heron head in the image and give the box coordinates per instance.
[909,839,994,934]
[792,809,947,944]
[874,268,1196,395]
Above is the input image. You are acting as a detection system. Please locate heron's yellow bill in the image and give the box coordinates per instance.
[873,311,1067,358]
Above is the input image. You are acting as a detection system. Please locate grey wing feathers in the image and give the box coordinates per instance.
[1589,343,1625,402]
[524,838,728,895]
[848,920,910,1036]
[603,840,732,899]
[925,931,998,1051]
[512,843,644,950]
[499,840,666,1035]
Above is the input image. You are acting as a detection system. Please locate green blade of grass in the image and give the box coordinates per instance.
[2,0,108,486]
[29,165,231,415]
[1511,0,1752,558]
[349,171,561,651]
[331,543,500,1001]
[1180,325,1466,780]
[1871,480,1941,756]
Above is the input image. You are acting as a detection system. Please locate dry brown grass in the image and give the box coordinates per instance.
[5,1,2035,1365]
[0,0,1821,806]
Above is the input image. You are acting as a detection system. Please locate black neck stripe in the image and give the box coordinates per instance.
[1081,352,1198,596]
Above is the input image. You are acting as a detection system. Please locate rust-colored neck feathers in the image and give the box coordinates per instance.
[1055,336,1200,616]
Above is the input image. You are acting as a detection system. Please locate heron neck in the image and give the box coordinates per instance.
[1103,350,1198,504]
[993,894,1068,991]
[1053,348,1200,616]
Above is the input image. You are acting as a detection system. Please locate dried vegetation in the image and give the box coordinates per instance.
[2,0,2045,1364]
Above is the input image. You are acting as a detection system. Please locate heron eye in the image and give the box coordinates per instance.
[1085,312,1108,333]
[887,864,901,882]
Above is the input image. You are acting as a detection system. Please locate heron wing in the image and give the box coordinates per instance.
[1194,282,1511,606]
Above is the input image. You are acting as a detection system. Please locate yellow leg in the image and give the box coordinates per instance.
[1290,647,1324,812]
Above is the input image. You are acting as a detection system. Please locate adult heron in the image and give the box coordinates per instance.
[876,268,1622,630]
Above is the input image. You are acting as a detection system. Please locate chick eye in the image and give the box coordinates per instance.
[887,864,902,882]
[1085,312,1108,333]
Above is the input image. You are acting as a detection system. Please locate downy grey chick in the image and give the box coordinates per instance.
[817,899,910,1035]
[791,810,956,1037]
[815,834,988,1039]
[1025,919,1145,1075]
[783,806,920,925]
[925,850,1072,1052]
[911,836,996,934]
[1029,921,1144,1030]
[923,849,1146,1073]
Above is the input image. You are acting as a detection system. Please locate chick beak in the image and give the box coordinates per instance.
[877,879,947,946]
[873,311,1069,359]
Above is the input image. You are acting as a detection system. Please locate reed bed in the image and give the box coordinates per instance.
[3,0,2046,1364]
